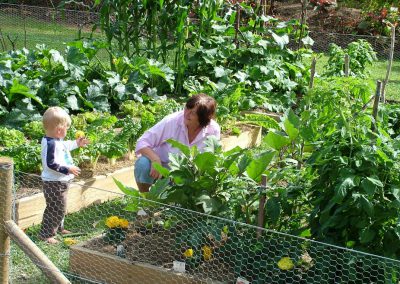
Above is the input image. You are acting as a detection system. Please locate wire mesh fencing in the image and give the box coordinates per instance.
[0,3,100,51]
[2,170,400,283]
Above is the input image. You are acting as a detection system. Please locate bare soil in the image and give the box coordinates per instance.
[275,1,362,34]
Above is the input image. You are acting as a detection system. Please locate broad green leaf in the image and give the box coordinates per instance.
[166,139,190,157]
[9,80,43,106]
[333,176,356,203]
[125,202,139,212]
[246,150,275,181]
[299,229,311,238]
[283,110,300,141]
[360,228,376,244]
[271,32,289,49]
[263,130,290,151]
[359,195,374,216]
[361,177,382,196]
[66,95,79,110]
[148,178,170,200]
[214,66,231,78]
[194,152,218,172]
[301,36,314,46]
[196,194,221,214]
[203,136,221,153]
[152,162,170,178]
[266,197,281,225]
[113,177,139,197]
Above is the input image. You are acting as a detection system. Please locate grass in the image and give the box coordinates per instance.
[0,11,102,51]
[10,197,134,283]
[308,54,400,101]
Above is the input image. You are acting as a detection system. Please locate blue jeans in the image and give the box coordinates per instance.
[134,156,154,184]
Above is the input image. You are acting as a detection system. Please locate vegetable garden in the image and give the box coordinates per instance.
[1,0,400,283]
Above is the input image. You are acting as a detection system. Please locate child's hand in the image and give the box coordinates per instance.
[68,166,81,176]
[77,137,90,147]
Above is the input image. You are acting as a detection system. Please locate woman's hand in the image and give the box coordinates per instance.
[150,158,162,179]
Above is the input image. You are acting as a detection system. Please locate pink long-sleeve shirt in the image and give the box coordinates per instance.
[135,110,220,165]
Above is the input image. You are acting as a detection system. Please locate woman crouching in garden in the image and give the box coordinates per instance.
[134,93,220,192]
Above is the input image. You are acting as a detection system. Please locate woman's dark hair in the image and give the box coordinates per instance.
[185,93,217,128]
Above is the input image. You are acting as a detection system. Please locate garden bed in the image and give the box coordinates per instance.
[69,215,232,284]
[221,124,262,151]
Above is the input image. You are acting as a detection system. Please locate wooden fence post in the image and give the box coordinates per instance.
[309,57,316,89]
[344,54,349,77]
[381,25,395,103]
[257,174,267,238]
[0,157,13,284]
[371,80,382,133]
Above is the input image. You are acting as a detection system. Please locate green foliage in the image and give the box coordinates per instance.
[0,141,41,173]
[185,19,311,113]
[147,136,275,222]
[323,39,377,78]
[307,114,400,258]
[22,120,44,141]
[116,116,142,152]
[0,127,25,147]
[242,113,280,131]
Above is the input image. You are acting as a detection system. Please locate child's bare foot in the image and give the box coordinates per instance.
[59,229,72,235]
[40,236,59,244]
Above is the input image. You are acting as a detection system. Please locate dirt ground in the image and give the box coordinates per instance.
[274,1,362,34]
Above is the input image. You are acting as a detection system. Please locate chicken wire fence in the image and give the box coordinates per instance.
[0,170,399,283]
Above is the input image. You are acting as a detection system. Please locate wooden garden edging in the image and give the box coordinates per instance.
[221,124,262,151]
[70,238,199,284]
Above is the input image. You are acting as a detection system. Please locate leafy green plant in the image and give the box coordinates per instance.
[116,116,142,160]
[0,141,41,173]
[22,121,44,141]
[0,127,26,147]
[149,136,275,221]
[322,39,377,78]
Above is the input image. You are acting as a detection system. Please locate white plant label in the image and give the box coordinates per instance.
[173,261,186,273]
[236,277,250,284]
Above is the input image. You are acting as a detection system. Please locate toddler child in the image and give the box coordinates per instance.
[39,106,89,244]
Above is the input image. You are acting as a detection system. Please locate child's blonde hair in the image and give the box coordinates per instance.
[42,106,71,132]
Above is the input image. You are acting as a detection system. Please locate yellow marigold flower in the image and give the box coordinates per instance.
[63,238,78,246]
[105,216,121,228]
[75,130,85,139]
[202,245,212,261]
[277,257,294,271]
[118,218,129,229]
[183,248,194,258]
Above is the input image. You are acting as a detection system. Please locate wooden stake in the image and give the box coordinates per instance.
[4,221,71,284]
[381,25,395,103]
[0,157,13,284]
[371,80,382,133]
[309,57,316,89]
[344,54,349,77]
[257,174,267,238]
